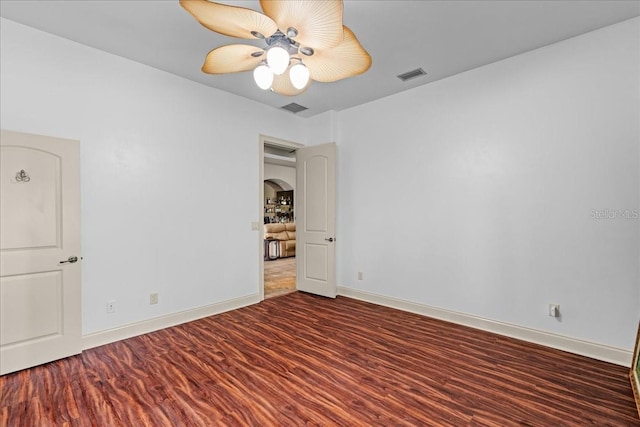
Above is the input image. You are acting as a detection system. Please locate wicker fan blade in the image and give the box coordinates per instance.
[271,71,310,96]
[304,26,371,83]
[180,0,277,39]
[202,44,264,74]
[260,0,344,50]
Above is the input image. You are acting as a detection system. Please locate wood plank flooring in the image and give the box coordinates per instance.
[264,257,296,299]
[1,292,638,426]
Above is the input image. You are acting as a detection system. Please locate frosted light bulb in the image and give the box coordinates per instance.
[253,64,273,90]
[290,62,310,89]
[267,46,290,75]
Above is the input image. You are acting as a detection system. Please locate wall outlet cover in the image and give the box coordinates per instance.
[106,300,117,313]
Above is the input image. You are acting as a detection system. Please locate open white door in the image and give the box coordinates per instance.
[296,143,336,298]
[0,130,82,375]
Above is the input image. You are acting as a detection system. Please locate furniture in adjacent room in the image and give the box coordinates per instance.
[264,239,280,261]
[264,223,296,258]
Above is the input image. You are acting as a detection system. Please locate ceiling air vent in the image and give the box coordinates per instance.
[397,68,427,82]
[281,103,308,114]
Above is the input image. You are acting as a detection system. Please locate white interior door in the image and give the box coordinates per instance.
[296,143,336,298]
[0,129,81,375]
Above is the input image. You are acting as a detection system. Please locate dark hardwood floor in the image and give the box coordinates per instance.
[1,292,638,426]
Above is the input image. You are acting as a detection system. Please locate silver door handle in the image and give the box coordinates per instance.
[325,237,334,242]
[60,256,79,264]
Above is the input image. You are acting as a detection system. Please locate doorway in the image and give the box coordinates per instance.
[263,180,296,298]
[259,135,303,300]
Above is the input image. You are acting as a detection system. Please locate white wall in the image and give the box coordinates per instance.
[336,18,640,350]
[2,15,638,358]
[0,19,307,335]
[305,110,339,146]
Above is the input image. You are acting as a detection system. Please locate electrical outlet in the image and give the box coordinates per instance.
[548,304,560,318]
[150,293,158,305]
[357,272,363,280]
[106,300,117,314]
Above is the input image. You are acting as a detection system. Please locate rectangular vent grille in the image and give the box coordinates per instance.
[397,68,427,82]
[281,103,308,113]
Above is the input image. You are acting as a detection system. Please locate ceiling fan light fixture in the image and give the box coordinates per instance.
[300,47,314,56]
[266,46,290,75]
[290,62,310,89]
[181,0,372,97]
[254,62,274,90]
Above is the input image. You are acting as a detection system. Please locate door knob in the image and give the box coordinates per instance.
[325,237,334,242]
[60,256,79,264]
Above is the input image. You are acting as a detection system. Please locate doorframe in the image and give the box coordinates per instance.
[258,134,304,301]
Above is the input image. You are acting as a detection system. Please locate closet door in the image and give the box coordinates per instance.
[1,129,81,375]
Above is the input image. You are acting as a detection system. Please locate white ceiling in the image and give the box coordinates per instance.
[1,1,638,118]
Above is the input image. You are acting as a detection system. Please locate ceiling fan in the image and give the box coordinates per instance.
[180,0,372,95]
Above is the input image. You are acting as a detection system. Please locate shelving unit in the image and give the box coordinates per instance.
[264,190,294,223]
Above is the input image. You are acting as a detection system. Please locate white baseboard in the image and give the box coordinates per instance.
[337,286,632,367]
[82,293,261,350]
